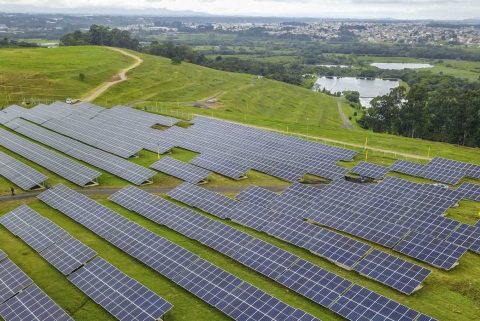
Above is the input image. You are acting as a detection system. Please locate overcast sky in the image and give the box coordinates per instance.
[1,0,479,20]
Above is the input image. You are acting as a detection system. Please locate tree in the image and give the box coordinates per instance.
[171,57,182,65]
[344,91,360,104]
[78,73,85,81]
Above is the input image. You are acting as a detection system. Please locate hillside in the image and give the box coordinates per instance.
[0,45,479,164]
[0,46,131,106]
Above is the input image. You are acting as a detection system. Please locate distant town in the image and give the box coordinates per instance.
[1,12,480,46]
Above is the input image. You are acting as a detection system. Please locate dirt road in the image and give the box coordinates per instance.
[80,47,143,102]
[337,100,353,129]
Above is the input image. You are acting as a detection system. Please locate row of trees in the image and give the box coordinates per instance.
[358,74,480,147]
[60,25,139,50]
[0,38,37,48]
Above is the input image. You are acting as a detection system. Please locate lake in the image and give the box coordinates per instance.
[370,62,433,70]
[313,76,400,107]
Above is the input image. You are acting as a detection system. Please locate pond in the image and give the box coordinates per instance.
[370,62,433,70]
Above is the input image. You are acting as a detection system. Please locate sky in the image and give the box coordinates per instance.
[0,0,479,20]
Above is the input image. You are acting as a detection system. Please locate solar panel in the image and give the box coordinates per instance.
[0,151,47,191]
[41,117,143,158]
[352,250,431,295]
[457,182,480,201]
[189,153,249,180]
[38,184,318,321]
[106,105,179,127]
[276,259,352,308]
[68,257,173,321]
[330,285,431,321]
[40,237,97,276]
[151,157,211,184]
[0,285,73,321]
[0,259,33,304]
[389,160,427,177]
[350,162,390,179]
[393,232,467,270]
[0,251,6,262]
[167,182,237,219]
[307,162,348,180]
[0,205,70,252]
[166,184,431,294]
[5,119,155,185]
[0,128,101,187]
[236,186,279,207]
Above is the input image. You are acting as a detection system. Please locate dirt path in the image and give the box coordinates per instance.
[199,115,432,161]
[0,185,289,202]
[337,100,353,129]
[80,47,143,102]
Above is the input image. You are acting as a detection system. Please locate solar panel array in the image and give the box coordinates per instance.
[390,160,427,177]
[3,103,179,155]
[5,119,156,185]
[69,257,173,321]
[168,183,432,295]
[0,205,173,321]
[110,186,437,321]
[156,116,356,182]
[0,284,73,321]
[37,184,319,321]
[281,178,478,268]
[390,158,480,185]
[150,157,211,184]
[350,162,390,180]
[0,151,47,191]
[456,182,480,201]
[0,251,72,321]
[0,127,100,187]
[236,186,279,207]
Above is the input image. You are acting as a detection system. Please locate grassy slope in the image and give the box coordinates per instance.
[0,46,131,106]
[94,50,480,164]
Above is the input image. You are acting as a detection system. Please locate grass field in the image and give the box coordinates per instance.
[0,45,479,321]
[0,46,131,106]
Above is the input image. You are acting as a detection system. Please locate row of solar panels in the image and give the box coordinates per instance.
[167,183,431,295]
[0,205,173,321]
[258,179,480,268]
[1,103,179,158]
[109,185,436,321]
[154,116,356,182]
[0,151,47,191]
[37,184,320,321]
[0,249,73,321]
[359,158,480,185]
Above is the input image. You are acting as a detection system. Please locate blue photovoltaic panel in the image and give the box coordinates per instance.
[275,259,352,308]
[40,237,97,276]
[330,285,430,321]
[236,186,279,207]
[457,182,480,201]
[0,285,73,321]
[0,127,100,187]
[68,257,173,321]
[38,184,319,321]
[353,250,431,295]
[0,251,6,262]
[350,162,390,179]
[393,232,467,270]
[0,205,69,253]
[0,259,33,304]
[389,160,427,177]
[168,182,237,219]
[150,156,210,184]
[0,151,47,191]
